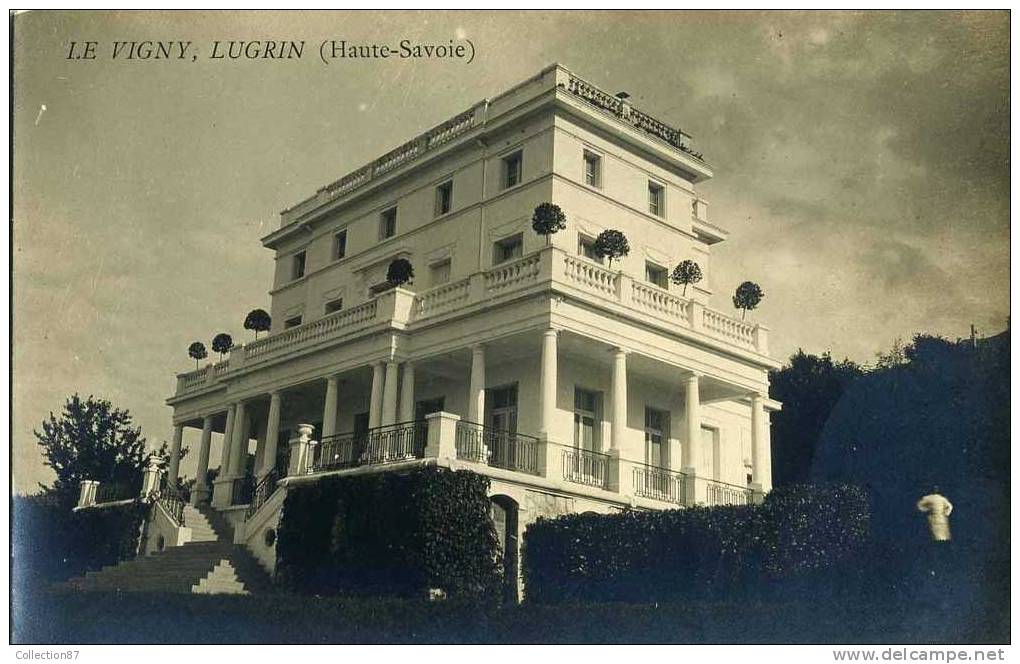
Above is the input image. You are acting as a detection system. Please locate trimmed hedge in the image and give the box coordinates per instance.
[275,467,501,599]
[523,484,869,604]
[13,494,148,586]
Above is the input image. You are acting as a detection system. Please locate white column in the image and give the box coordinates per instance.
[230,400,249,477]
[322,375,340,439]
[167,424,184,483]
[193,416,214,498]
[399,363,416,422]
[751,393,767,488]
[368,362,385,428]
[218,405,235,474]
[381,361,400,426]
[683,373,701,468]
[539,329,558,437]
[468,344,486,423]
[610,348,627,451]
[261,391,283,478]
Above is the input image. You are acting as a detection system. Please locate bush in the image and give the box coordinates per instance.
[13,494,148,587]
[523,484,869,604]
[276,467,501,600]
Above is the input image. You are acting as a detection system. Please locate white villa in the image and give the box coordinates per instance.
[75,64,781,596]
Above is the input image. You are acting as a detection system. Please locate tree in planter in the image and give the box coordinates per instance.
[188,341,207,369]
[387,258,415,287]
[671,259,703,296]
[33,394,149,503]
[531,202,567,246]
[593,229,630,269]
[244,308,272,340]
[211,332,233,359]
[732,281,765,320]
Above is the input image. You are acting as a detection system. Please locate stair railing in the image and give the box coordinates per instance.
[156,481,186,526]
[245,469,279,521]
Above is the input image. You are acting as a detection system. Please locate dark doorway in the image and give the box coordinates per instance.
[490,495,520,603]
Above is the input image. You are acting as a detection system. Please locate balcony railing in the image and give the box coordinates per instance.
[245,469,279,520]
[244,299,379,362]
[633,465,689,505]
[156,482,186,526]
[705,481,753,507]
[94,481,138,504]
[562,448,610,489]
[230,475,255,506]
[309,421,428,473]
[454,421,540,475]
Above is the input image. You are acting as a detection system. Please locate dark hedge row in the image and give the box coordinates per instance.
[523,484,870,604]
[13,494,148,586]
[275,467,502,599]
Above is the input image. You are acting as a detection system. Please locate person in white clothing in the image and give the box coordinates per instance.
[917,488,953,542]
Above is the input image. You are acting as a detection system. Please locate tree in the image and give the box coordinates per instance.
[188,341,207,369]
[732,281,764,320]
[671,259,703,296]
[593,229,630,269]
[244,308,272,340]
[531,202,567,245]
[33,394,149,503]
[211,332,233,359]
[387,258,415,287]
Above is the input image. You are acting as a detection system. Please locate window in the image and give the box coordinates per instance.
[573,388,601,451]
[324,298,343,314]
[493,234,523,264]
[578,234,603,264]
[502,151,522,189]
[487,384,519,434]
[583,151,602,188]
[379,207,397,240]
[435,181,453,216]
[430,259,451,286]
[332,230,347,261]
[644,407,669,467]
[648,181,665,217]
[284,315,303,329]
[645,261,668,289]
[291,251,306,280]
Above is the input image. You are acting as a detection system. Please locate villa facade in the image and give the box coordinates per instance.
[95,64,781,592]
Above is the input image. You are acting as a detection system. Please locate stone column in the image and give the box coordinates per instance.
[77,480,94,507]
[368,362,385,428]
[219,405,235,474]
[322,375,340,439]
[538,329,558,438]
[608,348,629,494]
[230,400,250,478]
[381,361,400,426]
[287,423,316,476]
[750,393,767,492]
[399,363,416,423]
[166,424,184,483]
[261,391,283,478]
[681,373,703,505]
[191,415,214,504]
[468,344,486,423]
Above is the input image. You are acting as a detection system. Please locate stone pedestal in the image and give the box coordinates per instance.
[425,411,459,460]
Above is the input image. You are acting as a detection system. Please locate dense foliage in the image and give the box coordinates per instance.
[386,258,415,287]
[243,308,272,339]
[531,202,567,244]
[670,259,702,295]
[276,467,501,599]
[523,484,869,604]
[592,229,629,268]
[732,280,764,319]
[188,341,207,367]
[34,394,148,501]
[211,332,233,358]
[13,493,147,586]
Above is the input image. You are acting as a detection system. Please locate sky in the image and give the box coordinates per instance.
[12,10,1010,493]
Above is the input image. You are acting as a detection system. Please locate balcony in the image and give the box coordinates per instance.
[173,246,770,399]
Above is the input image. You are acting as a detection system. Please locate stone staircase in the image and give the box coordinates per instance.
[60,504,272,595]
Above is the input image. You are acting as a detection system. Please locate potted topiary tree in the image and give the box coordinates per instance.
[671,259,703,296]
[211,332,233,359]
[593,229,630,269]
[531,202,567,246]
[732,281,765,320]
[387,258,415,287]
[188,341,207,369]
[244,309,271,340]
